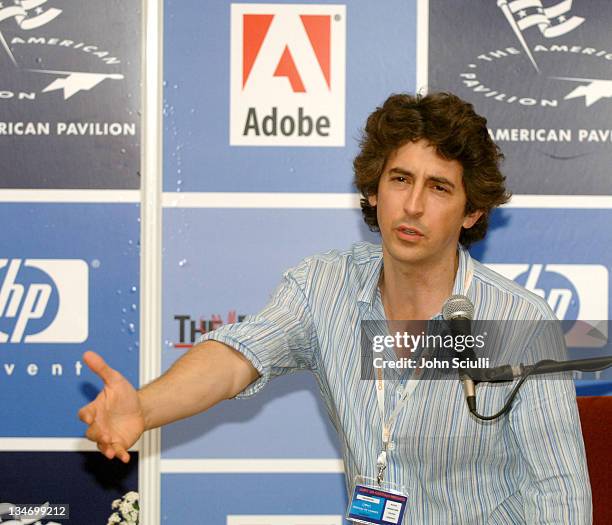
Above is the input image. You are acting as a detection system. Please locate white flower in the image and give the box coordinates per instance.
[124,491,139,503]
[107,512,122,525]
[119,501,131,516]
[107,491,139,525]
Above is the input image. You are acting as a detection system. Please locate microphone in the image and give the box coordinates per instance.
[471,356,612,383]
[441,295,474,323]
[442,295,477,412]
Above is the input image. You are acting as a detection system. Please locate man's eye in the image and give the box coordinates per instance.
[433,185,448,193]
[393,176,406,183]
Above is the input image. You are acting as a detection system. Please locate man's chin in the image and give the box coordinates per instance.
[384,244,430,266]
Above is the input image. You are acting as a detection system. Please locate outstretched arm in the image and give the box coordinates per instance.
[78,340,260,463]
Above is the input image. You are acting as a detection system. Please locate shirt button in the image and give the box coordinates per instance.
[388,441,396,451]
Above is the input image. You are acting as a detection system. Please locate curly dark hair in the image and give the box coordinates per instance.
[353,92,510,247]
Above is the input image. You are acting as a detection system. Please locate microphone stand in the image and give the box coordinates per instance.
[463,356,612,421]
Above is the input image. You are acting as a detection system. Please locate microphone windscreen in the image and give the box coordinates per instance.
[442,294,474,321]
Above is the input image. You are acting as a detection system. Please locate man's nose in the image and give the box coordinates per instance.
[403,184,425,217]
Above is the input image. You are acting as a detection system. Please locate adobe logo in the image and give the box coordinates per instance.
[230,3,346,146]
[242,12,332,93]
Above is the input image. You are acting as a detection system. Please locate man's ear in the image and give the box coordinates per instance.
[368,194,377,207]
[462,209,484,229]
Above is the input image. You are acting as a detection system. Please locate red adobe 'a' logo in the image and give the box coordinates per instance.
[242,14,331,92]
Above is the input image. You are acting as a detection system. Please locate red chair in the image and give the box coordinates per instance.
[577,396,612,524]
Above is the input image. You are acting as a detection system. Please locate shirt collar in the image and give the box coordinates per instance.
[357,243,474,313]
[452,244,474,297]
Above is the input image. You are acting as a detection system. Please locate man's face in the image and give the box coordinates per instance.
[368,140,482,268]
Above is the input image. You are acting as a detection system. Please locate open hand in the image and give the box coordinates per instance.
[78,351,145,463]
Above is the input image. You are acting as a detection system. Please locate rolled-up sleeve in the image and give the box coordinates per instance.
[199,267,319,398]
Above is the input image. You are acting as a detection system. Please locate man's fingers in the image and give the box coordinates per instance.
[96,441,129,462]
[97,442,116,460]
[83,350,118,385]
[85,423,105,443]
[112,443,130,463]
[86,424,129,462]
[90,430,129,462]
[85,422,113,447]
[78,405,95,425]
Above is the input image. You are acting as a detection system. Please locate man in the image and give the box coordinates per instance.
[79,93,592,523]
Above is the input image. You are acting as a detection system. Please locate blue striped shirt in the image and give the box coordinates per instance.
[202,242,592,524]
